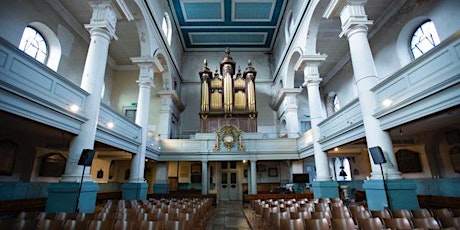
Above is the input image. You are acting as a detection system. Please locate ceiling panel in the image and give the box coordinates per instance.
[169,0,286,51]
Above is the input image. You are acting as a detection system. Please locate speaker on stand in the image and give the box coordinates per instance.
[76,149,95,212]
[369,146,391,210]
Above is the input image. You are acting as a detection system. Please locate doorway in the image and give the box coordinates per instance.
[218,161,240,201]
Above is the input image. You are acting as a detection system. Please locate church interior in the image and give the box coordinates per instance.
[0,0,459,229]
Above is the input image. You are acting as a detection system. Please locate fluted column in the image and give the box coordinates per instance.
[325,0,401,180]
[61,1,118,182]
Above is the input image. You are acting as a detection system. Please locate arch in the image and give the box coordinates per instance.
[396,16,432,67]
[23,22,61,71]
[284,47,303,88]
[155,52,172,90]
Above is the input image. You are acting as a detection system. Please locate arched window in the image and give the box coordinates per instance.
[19,26,48,64]
[284,10,295,43]
[410,20,440,59]
[18,23,61,71]
[333,94,341,112]
[162,13,172,45]
[326,92,341,116]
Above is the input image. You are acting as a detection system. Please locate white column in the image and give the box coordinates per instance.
[325,0,401,179]
[201,160,208,194]
[297,55,332,182]
[128,58,155,183]
[61,1,118,182]
[283,90,302,138]
[250,160,257,194]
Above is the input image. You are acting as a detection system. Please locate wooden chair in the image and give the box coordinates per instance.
[332,208,352,219]
[16,211,39,220]
[37,219,64,230]
[311,211,332,221]
[87,219,114,230]
[391,209,412,219]
[357,217,385,230]
[370,210,391,221]
[383,217,412,230]
[270,211,290,230]
[410,208,432,218]
[112,220,140,230]
[432,208,453,219]
[13,219,39,230]
[279,218,305,230]
[62,219,88,230]
[116,212,138,221]
[76,212,95,222]
[315,203,331,212]
[438,216,460,229]
[352,210,371,225]
[412,217,441,229]
[305,218,330,230]
[165,220,190,230]
[290,211,311,220]
[36,212,57,221]
[349,205,366,214]
[139,220,165,230]
[331,217,356,230]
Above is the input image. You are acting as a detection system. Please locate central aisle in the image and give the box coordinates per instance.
[206,201,252,230]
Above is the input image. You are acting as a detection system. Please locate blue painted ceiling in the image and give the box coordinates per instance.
[169,0,287,51]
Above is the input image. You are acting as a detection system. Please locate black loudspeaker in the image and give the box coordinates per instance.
[78,149,95,166]
[369,146,386,164]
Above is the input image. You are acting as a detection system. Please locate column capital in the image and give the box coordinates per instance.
[323,0,373,38]
[303,78,322,88]
[294,54,327,71]
[85,1,119,40]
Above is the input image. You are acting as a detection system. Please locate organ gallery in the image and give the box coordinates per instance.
[199,49,258,133]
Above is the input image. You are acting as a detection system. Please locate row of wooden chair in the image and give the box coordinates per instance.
[248,198,460,230]
[4,197,215,230]
[1,218,190,230]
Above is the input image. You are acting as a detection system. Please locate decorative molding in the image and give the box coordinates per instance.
[213,125,244,152]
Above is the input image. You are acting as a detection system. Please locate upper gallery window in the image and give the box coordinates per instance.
[284,9,295,43]
[162,13,172,45]
[19,26,48,64]
[333,94,341,112]
[410,20,440,59]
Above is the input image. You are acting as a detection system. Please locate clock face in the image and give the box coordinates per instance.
[225,135,233,142]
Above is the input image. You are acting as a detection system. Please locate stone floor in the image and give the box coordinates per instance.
[206,201,253,230]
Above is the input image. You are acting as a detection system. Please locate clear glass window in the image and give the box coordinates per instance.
[162,13,172,45]
[333,95,341,112]
[410,20,440,59]
[18,26,48,64]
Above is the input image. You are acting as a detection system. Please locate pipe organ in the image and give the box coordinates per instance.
[199,49,258,132]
